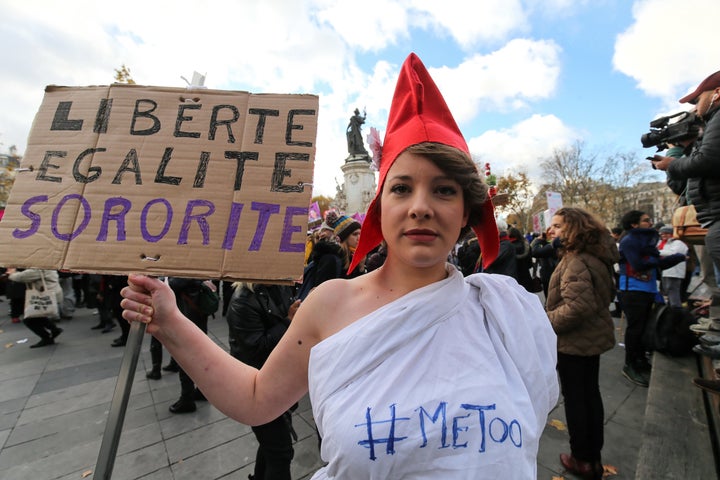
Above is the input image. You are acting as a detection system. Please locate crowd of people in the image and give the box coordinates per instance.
[3,59,719,479]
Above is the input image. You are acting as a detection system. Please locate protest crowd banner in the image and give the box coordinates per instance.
[0,84,318,283]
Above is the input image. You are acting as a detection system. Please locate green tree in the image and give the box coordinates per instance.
[0,147,21,208]
[114,64,136,84]
[495,170,535,232]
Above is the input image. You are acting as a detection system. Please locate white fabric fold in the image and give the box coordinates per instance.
[309,266,558,479]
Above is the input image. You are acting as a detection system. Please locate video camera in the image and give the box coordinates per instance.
[641,110,703,151]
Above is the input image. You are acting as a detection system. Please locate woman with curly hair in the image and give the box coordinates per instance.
[546,207,619,480]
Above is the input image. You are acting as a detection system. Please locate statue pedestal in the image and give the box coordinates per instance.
[338,156,376,215]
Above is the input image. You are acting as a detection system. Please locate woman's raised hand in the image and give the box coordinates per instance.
[120,274,178,335]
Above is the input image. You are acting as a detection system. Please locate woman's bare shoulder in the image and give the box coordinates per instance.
[298,273,380,337]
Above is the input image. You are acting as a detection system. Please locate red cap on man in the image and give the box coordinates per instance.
[679,70,720,104]
[348,53,498,274]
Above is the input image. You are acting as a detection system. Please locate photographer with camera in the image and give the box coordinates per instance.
[652,70,720,324]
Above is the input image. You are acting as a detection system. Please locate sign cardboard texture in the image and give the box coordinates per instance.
[0,85,318,283]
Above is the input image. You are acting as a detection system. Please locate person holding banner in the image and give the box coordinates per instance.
[121,52,558,478]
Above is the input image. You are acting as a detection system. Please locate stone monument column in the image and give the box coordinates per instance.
[337,108,377,215]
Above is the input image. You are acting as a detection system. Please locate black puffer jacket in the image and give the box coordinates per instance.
[297,239,343,300]
[226,284,294,369]
[668,106,720,226]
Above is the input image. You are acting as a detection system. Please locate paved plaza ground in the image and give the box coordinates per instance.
[0,302,716,479]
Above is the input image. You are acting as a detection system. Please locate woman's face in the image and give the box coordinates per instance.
[318,228,335,241]
[549,215,565,240]
[346,228,360,248]
[380,152,468,269]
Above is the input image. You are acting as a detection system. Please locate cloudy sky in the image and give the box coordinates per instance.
[1,0,719,198]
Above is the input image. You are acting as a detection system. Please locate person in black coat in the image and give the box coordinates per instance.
[483,220,518,278]
[457,232,480,276]
[532,228,560,298]
[297,237,344,300]
[509,227,534,292]
[227,283,300,480]
[167,277,210,413]
[97,275,129,346]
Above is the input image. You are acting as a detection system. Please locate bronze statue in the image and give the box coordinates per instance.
[347,108,368,155]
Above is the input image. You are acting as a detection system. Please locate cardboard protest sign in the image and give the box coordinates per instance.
[0,85,318,283]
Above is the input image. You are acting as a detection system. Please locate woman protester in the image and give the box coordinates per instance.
[330,214,364,278]
[227,282,301,480]
[8,268,63,348]
[120,53,558,478]
[545,207,619,480]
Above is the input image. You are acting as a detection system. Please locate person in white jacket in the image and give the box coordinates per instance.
[7,268,64,348]
[658,225,689,308]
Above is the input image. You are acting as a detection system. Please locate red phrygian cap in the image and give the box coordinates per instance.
[348,53,499,274]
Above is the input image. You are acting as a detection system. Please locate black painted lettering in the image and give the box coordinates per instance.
[248,108,279,144]
[94,98,112,133]
[37,151,65,183]
[112,148,143,185]
[51,102,83,131]
[73,148,104,183]
[194,151,210,188]
[209,105,240,142]
[286,109,315,147]
[225,151,259,191]
[154,147,182,185]
[130,99,161,135]
[174,103,202,138]
[272,152,308,192]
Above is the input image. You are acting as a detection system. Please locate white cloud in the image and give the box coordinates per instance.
[409,0,527,48]
[614,0,720,100]
[525,0,592,16]
[313,0,411,51]
[314,0,528,51]
[467,114,580,183]
[431,39,561,124]
[0,0,567,198]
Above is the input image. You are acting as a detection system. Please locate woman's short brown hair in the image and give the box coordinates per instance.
[385,143,489,240]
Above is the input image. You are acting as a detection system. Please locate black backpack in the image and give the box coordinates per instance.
[643,304,698,356]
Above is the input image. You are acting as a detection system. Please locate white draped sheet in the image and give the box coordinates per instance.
[308,266,558,479]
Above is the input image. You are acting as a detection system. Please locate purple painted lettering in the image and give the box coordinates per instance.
[221,202,244,250]
[52,194,91,241]
[280,206,307,252]
[141,198,173,243]
[12,195,47,239]
[178,199,215,245]
[248,202,279,251]
[97,197,131,241]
